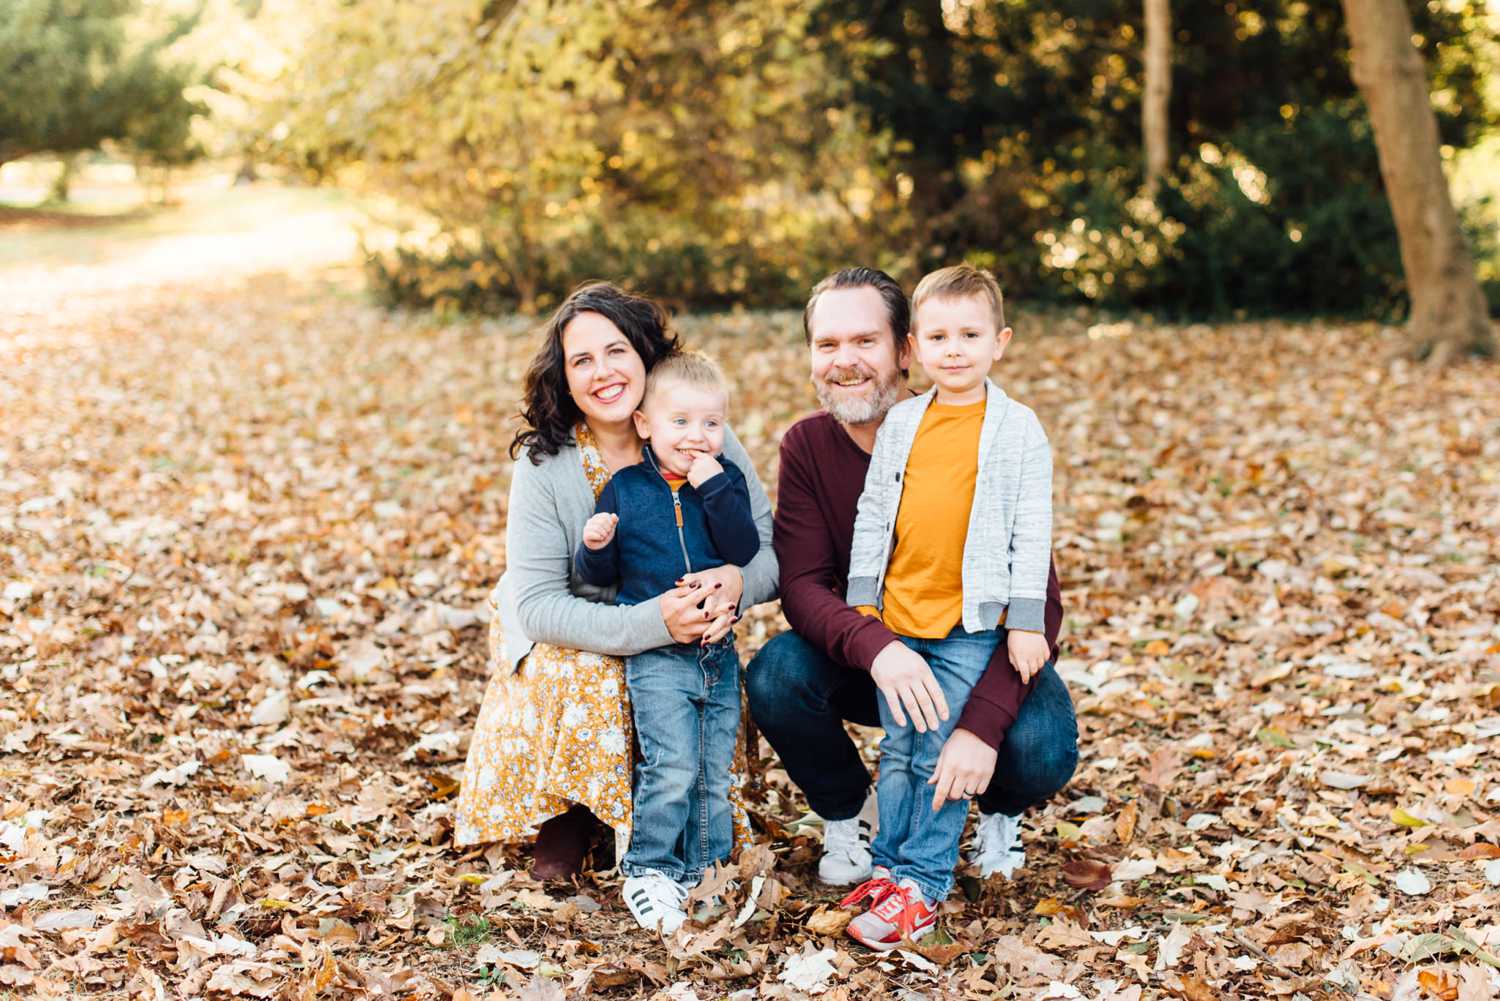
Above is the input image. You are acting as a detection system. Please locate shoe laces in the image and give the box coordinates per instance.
[839,873,896,910]
[893,881,931,941]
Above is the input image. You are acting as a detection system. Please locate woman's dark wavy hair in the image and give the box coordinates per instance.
[510,281,681,463]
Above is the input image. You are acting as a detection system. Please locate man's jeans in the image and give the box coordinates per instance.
[872,627,997,901]
[622,641,740,883]
[746,629,1078,846]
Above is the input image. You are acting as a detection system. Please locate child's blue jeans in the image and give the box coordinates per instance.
[872,625,999,902]
[622,640,740,883]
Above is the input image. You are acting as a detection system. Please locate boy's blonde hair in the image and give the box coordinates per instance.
[911,264,1007,331]
[643,350,729,406]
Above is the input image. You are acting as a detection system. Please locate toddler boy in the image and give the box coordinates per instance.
[575,351,759,934]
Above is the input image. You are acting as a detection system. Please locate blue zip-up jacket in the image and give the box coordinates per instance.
[574,446,760,606]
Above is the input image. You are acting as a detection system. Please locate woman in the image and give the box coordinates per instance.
[455,281,778,878]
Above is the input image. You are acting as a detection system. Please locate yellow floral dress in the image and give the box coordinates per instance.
[455,423,753,856]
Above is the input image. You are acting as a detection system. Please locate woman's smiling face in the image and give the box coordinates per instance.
[561,311,648,429]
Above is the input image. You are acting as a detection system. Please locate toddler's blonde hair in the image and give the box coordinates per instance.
[644,350,729,405]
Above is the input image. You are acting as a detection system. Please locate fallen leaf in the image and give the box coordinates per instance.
[804,907,851,937]
[1418,968,1459,1001]
[241,754,291,784]
[1393,869,1433,896]
[1393,808,1431,828]
[778,946,838,994]
[1062,858,1113,891]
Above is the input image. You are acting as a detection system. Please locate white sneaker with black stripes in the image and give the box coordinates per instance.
[817,786,878,886]
[623,871,688,934]
[967,811,1026,879]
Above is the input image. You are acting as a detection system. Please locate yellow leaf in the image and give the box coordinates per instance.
[1143,639,1170,656]
[299,946,337,1001]
[1033,897,1065,915]
[1444,778,1476,797]
[1392,808,1429,829]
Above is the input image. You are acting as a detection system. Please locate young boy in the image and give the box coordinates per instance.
[840,264,1053,949]
[574,351,759,935]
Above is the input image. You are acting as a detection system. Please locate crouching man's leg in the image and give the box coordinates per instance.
[746,630,881,884]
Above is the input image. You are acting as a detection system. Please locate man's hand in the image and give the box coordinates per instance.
[686,452,724,488]
[582,512,618,550]
[870,641,948,733]
[928,727,998,812]
[1007,629,1048,684]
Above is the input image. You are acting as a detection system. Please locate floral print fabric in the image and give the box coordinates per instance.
[455,423,752,853]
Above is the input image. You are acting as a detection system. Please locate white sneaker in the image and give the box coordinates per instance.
[968,811,1026,879]
[622,872,688,934]
[818,786,878,886]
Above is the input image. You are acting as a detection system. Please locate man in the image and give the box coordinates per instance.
[746,267,1077,886]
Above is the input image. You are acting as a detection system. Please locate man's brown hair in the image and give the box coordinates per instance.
[911,264,1007,331]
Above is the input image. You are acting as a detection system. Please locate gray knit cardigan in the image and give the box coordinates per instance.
[845,380,1053,634]
[491,427,778,671]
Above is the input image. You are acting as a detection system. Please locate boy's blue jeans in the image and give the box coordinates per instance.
[872,626,998,903]
[622,640,740,883]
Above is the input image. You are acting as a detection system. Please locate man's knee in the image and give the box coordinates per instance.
[745,630,827,721]
[1002,722,1078,799]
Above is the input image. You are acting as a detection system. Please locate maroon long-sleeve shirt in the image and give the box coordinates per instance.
[773,410,1064,749]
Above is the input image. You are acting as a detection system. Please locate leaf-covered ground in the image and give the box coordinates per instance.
[3,188,1500,1001]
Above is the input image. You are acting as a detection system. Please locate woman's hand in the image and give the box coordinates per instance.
[659,565,743,645]
[661,582,712,644]
[681,565,743,612]
[685,565,743,645]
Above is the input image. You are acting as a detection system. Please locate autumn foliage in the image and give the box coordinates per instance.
[3,197,1500,996]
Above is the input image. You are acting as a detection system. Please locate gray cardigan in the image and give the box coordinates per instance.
[846,380,1052,634]
[491,427,778,670]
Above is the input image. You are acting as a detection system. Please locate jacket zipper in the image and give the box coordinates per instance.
[645,446,695,574]
[671,489,692,574]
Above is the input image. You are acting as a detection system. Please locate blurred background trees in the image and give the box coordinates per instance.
[3,0,1496,349]
[0,0,209,196]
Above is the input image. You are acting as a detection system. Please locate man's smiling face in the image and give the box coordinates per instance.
[807,285,910,428]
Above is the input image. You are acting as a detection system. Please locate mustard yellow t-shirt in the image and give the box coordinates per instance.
[870,399,986,639]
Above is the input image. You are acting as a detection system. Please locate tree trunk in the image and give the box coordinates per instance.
[1340,0,1494,363]
[49,155,79,204]
[1142,0,1171,199]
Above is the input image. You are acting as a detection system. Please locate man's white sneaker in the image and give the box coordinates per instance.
[968,811,1026,879]
[817,786,878,886]
[623,872,688,934]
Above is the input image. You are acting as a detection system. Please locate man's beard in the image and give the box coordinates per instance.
[814,364,906,426]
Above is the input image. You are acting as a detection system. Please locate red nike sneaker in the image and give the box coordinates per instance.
[846,878,938,951]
